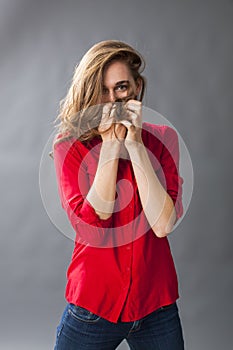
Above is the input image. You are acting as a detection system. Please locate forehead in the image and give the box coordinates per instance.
[103,61,132,86]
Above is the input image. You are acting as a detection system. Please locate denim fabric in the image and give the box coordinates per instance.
[54,302,184,350]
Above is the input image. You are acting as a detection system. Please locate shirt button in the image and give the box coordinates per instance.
[126,267,130,272]
[126,246,131,250]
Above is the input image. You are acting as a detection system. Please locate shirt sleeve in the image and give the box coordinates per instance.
[160,126,184,221]
[53,137,112,241]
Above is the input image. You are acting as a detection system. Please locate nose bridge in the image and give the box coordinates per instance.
[109,88,116,102]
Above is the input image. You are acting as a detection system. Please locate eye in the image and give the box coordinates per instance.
[116,84,128,91]
[102,87,109,95]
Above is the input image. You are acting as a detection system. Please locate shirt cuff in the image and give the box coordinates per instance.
[79,198,113,228]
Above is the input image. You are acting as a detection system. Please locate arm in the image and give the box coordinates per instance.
[86,105,127,220]
[86,137,122,220]
[53,105,127,226]
[126,141,176,238]
[121,100,181,238]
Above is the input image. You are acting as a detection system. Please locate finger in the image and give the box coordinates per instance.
[114,123,127,140]
[119,119,133,129]
[125,99,142,111]
[125,100,141,118]
[99,103,115,131]
[125,110,141,129]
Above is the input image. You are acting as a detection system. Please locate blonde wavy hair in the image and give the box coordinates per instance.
[52,40,146,150]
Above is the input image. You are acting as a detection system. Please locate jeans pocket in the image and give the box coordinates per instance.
[68,304,101,323]
[56,323,64,338]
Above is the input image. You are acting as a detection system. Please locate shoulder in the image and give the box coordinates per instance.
[142,122,178,144]
[52,133,84,161]
[53,133,102,161]
[142,122,177,137]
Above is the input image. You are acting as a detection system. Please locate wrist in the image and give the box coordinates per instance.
[100,139,122,159]
[125,140,147,164]
[124,138,144,151]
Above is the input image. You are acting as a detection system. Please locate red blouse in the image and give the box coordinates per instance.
[53,122,183,323]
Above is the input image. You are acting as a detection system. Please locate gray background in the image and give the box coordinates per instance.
[1,0,232,349]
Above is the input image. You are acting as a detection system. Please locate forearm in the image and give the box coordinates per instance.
[86,141,120,220]
[127,142,176,237]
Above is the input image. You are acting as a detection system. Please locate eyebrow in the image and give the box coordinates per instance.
[102,80,129,89]
[115,80,129,86]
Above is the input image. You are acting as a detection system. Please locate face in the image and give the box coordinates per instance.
[100,61,141,104]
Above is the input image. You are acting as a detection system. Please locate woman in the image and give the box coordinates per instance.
[53,40,184,349]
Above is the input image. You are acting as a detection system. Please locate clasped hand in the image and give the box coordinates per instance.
[98,100,142,146]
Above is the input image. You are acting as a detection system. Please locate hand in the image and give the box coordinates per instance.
[119,99,143,146]
[98,103,127,143]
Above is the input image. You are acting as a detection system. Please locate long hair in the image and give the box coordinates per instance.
[52,40,146,151]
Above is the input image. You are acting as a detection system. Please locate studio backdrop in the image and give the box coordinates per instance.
[0,0,232,349]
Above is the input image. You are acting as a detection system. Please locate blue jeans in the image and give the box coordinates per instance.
[54,302,184,350]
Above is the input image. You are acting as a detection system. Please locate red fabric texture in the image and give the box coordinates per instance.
[53,122,183,323]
